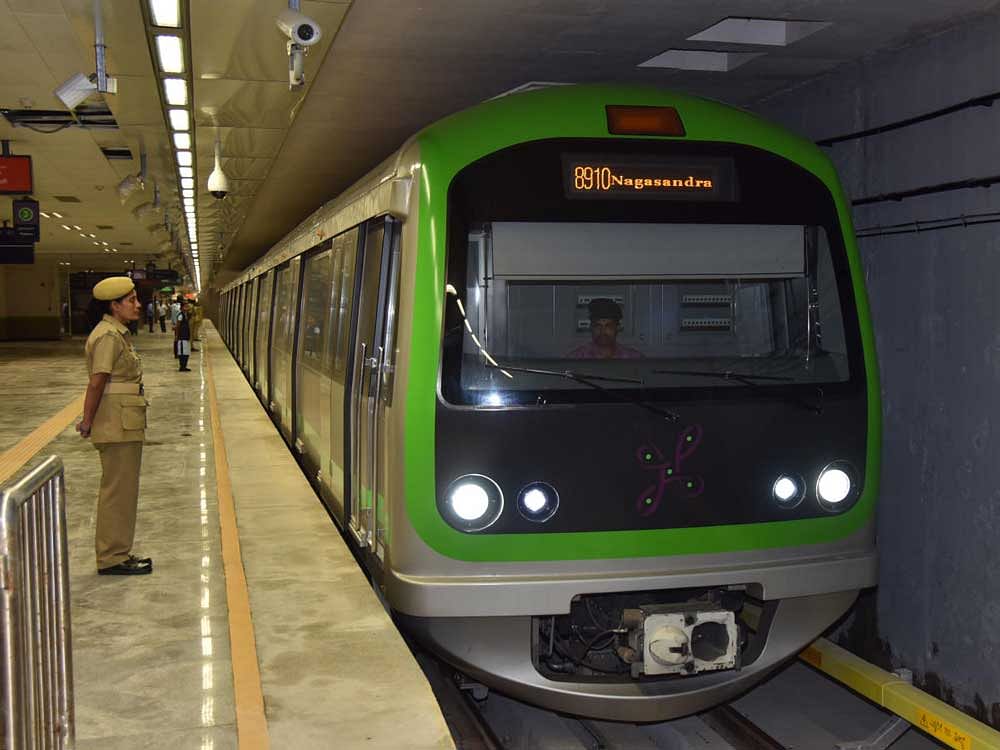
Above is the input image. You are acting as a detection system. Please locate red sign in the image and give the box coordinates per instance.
[0,156,33,194]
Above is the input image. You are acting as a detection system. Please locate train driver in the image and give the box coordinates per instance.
[566,298,643,360]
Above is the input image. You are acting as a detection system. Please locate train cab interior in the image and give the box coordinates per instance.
[444,221,852,407]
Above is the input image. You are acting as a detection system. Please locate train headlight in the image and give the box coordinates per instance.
[816,461,859,511]
[517,481,559,522]
[443,474,503,531]
[771,474,805,508]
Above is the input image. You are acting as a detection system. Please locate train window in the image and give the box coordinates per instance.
[255,271,273,396]
[332,228,361,381]
[299,249,334,375]
[324,234,347,369]
[379,220,403,404]
[271,265,296,434]
[444,221,851,406]
[296,248,335,481]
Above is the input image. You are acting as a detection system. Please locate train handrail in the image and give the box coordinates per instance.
[1,456,75,750]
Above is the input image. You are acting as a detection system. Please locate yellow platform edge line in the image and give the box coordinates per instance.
[0,394,85,485]
[205,347,271,750]
[801,638,1000,750]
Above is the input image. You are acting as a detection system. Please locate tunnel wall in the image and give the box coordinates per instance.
[751,11,1000,726]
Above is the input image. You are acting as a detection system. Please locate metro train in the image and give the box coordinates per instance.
[218,84,880,722]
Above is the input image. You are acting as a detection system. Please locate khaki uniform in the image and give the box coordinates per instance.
[85,314,148,569]
[191,305,202,342]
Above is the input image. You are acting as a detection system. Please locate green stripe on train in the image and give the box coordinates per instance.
[404,84,881,562]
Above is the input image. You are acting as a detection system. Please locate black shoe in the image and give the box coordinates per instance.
[179,367,192,371]
[98,556,153,575]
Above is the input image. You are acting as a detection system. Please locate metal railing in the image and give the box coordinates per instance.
[1,456,74,750]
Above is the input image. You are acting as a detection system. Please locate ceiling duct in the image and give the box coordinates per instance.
[0,105,118,131]
[101,147,133,160]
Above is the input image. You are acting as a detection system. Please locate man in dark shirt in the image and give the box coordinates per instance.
[174,299,192,372]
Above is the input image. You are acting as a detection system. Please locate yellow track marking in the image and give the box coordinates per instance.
[205,349,271,750]
[0,394,84,485]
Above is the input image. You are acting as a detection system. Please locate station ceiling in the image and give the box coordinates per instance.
[0,0,995,283]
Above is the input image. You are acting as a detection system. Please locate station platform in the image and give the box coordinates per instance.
[0,324,453,749]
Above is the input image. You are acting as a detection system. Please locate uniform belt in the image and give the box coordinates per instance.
[104,383,144,395]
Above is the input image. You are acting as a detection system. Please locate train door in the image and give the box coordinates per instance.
[254,270,274,398]
[269,259,301,440]
[348,217,399,560]
[245,277,259,381]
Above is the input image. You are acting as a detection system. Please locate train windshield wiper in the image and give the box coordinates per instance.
[653,368,823,415]
[488,363,679,423]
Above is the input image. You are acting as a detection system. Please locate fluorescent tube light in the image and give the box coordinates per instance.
[156,36,185,74]
[168,108,190,131]
[149,0,181,27]
[164,78,188,105]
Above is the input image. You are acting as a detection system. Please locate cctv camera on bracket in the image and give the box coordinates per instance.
[276,9,322,47]
[276,8,322,88]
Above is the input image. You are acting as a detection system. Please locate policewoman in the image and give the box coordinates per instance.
[76,277,153,575]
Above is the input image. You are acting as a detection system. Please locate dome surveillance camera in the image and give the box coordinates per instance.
[208,167,229,199]
[207,141,229,199]
[276,9,322,47]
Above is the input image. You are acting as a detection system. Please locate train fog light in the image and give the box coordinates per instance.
[772,474,805,508]
[443,474,503,532]
[517,481,559,522]
[816,461,859,511]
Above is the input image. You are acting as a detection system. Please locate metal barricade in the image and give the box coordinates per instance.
[0,456,74,750]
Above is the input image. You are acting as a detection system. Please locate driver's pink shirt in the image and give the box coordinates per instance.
[566,342,643,359]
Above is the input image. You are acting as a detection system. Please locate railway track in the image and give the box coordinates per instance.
[417,651,788,750]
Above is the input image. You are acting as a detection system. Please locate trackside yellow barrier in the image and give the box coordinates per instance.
[800,638,1000,750]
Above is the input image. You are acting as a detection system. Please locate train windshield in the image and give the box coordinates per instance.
[443,220,853,407]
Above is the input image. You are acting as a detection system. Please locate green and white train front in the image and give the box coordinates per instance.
[383,100,879,721]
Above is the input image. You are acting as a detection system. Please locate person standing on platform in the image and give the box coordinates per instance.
[190,301,202,352]
[157,299,168,333]
[146,299,155,333]
[170,296,181,330]
[175,299,192,371]
[76,276,153,576]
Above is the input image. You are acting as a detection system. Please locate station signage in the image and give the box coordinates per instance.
[0,227,34,264]
[13,198,40,242]
[0,156,33,194]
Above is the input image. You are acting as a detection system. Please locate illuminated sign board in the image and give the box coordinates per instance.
[0,156,33,194]
[563,154,736,201]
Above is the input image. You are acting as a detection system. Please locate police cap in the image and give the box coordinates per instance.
[93,276,135,301]
[588,298,622,320]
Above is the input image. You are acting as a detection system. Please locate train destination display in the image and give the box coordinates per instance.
[563,154,736,201]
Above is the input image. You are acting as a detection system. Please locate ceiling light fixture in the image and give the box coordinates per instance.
[181,177,194,189]
[149,0,181,28]
[163,77,188,105]
[61,224,72,231]
[173,133,191,150]
[155,36,185,73]
[176,150,193,166]
[168,108,190,131]
[179,166,194,178]
[182,189,194,198]
[72,224,82,230]
[687,17,831,47]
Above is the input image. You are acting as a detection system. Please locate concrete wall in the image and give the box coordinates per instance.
[0,259,62,339]
[752,12,1000,727]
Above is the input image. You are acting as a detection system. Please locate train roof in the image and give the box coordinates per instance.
[223,84,835,293]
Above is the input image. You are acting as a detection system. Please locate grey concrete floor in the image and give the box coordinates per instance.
[3,325,452,749]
